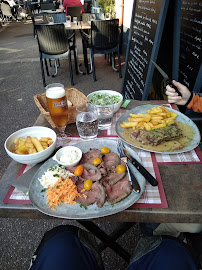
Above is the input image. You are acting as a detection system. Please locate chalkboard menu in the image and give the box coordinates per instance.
[179,1,202,93]
[122,0,169,100]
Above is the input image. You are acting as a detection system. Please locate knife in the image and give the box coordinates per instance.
[123,148,158,187]
[117,140,141,193]
[151,61,182,97]
[126,162,141,193]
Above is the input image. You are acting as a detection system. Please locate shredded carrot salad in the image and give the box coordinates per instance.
[46,177,81,210]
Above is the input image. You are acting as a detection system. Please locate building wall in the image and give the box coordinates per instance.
[115,0,133,55]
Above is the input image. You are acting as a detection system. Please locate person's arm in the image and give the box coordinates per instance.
[80,2,84,13]
[165,80,202,113]
[61,0,67,13]
[186,93,202,113]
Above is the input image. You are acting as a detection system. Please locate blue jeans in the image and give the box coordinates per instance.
[31,231,197,270]
[30,231,98,270]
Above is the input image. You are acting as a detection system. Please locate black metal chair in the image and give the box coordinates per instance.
[82,13,92,22]
[40,2,55,10]
[27,6,44,38]
[43,12,79,75]
[40,0,53,3]
[81,19,122,81]
[35,23,74,86]
[44,12,66,23]
[66,6,81,21]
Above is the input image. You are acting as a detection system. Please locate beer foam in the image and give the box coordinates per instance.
[46,87,65,99]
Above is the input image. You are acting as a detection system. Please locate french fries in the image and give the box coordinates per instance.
[12,136,53,155]
[121,106,178,131]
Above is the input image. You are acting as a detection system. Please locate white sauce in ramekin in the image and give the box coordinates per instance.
[60,149,80,163]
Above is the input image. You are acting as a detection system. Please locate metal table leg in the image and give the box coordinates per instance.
[75,47,85,75]
[77,220,133,262]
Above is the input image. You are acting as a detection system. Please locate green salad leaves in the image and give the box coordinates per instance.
[89,93,121,106]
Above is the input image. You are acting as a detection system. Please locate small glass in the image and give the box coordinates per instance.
[45,83,71,146]
[90,14,96,21]
[47,16,54,24]
[76,103,98,140]
[105,13,110,20]
[66,15,71,27]
[94,94,114,130]
[73,16,78,25]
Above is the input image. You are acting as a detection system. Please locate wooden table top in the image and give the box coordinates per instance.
[0,100,201,223]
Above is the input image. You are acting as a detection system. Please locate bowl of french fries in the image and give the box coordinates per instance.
[4,126,57,164]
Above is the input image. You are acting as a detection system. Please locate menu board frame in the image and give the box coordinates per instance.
[178,0,202,94]
[121,0,170,100]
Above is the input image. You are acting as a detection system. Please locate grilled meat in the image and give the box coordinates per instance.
[131,123,182,146]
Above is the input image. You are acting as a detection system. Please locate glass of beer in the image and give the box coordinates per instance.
[45,83,71,146]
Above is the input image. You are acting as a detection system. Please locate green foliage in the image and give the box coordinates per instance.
[98,0,116,18]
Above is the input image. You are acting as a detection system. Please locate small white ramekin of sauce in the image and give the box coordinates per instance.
[53,146,82,167]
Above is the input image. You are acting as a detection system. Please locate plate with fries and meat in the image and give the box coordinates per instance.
[116,105,201,154]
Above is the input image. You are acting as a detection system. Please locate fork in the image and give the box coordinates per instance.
[117,139,140,193]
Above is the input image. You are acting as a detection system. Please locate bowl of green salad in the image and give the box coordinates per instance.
[87,90,123,113]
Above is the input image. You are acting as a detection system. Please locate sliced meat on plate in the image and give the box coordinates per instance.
[101,152,122,170]
[105,175,132,204]
[99,167,108,177]
[101,171,126,185]
[81,164,102,181]
[80,149,101,164]
[76,182,106,208]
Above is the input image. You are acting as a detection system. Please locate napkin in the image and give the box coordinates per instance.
[12,163,42,195]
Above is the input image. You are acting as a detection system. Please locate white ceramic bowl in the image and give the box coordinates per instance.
[4,126,57,165]
[87,90,123,113]
[52,146,82,168]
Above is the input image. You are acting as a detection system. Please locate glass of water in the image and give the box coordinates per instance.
[66,15,71,27]
[73,16,78,25]
[47,16,54,24]
[90,14,96,21]
[76,103,98,140]
[105,13,110,20]
[95,94,114,130]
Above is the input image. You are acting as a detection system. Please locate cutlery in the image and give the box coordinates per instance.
[126,161,141,193]
[151,61,182,97]
[117,140,141,193]
[123,148,158,187]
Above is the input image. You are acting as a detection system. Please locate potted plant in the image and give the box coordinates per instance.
[98,0,116,19]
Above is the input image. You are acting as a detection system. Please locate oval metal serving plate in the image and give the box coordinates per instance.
[29,139,146,219]
[116,105,201,154]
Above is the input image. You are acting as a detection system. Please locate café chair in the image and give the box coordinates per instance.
[27,6,44,38]
[40,0,53,3]
[1,2,13,22]
[31,0,40,13]
[40,2,55,11]
[44,12,66,23]
[43,12,79,76]
[82,13,96,22]
[66,6,81,22]
[81,19,122,81]
[35,24,74,86]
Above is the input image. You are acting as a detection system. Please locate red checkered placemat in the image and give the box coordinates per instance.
[4,104,202,209]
